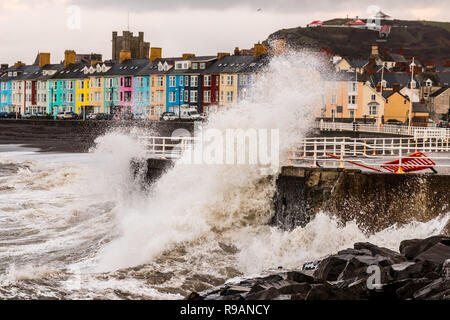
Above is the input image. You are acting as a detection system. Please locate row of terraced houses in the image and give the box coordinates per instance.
[0,39,269,120]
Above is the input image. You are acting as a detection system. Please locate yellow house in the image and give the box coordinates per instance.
[361,83,385,124]
[150,74,166,119]
[90,76,104,113]
[383,91,410,123]
[75,77,91,115]
[219,73,238,107]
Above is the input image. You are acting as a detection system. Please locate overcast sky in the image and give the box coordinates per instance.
[0,0,449,65]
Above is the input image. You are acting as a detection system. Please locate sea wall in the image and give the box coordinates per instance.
[274,167,450,232]
[0,120,194,152]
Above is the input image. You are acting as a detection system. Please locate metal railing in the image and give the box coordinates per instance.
[287,137,450,172]
[139,136,197,159]
[316,121,450,138]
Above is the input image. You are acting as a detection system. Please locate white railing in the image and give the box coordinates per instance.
[316,121,450,138]
[287,137,450,173]
[139,136,197,159]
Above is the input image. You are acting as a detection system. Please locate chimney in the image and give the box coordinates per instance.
[234,47,240,56]
[38,53,51,68]
[64,50,76,68]
[393,83,400,92]
[398,47,405,55]
[254,43,268,58]
[371,44,379,56]
[376,84,381,92]
[182,53,195,60]
[14,61,25,68]
[119,50,131,64]
[446,60,450,68]
[150,47,162,62]
[384,47,391,53]
[217,52,230,60]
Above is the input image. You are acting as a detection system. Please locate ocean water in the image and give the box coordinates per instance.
[0,52,448,299]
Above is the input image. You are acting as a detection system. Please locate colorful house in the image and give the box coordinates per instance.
[0,70,13,112]
[382,90,410,123]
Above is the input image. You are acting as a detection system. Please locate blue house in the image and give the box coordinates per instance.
[166,74,184,113]
[0,79,12,112]
[134,75,150,116]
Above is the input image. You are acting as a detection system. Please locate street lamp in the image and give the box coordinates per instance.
[408,57,416,131]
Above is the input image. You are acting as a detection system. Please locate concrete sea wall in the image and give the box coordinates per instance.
[274,167,450,232]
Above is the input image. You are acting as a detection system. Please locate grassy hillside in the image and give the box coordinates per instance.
[266,19,450,65]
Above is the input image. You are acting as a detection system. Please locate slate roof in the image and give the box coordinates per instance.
[412,102,428,113]
[103,59,151,77]
[205,55,257,75]
[430,86,450,98]
[52,63,91,80]
[349,59,368,68]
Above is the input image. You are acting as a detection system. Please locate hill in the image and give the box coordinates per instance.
[266,19,450,65]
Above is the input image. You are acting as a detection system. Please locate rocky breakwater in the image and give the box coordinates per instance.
[188,235,450,300]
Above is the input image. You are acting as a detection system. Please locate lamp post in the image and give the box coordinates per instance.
[408,57,416,131]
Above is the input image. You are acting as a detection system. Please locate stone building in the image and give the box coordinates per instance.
[112,31,150,60]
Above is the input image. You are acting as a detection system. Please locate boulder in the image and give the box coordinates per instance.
[442,220,450,236]
[395,278,433,299]
[415,242,450,266]
[399,236,450,260]
[285,271,314,283]
[389,261,438,281]
[314,256,348,281]
[413,278,450,300]
[245,287,281,300]
[354,242,405,263]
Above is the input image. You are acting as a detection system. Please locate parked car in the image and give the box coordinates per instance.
[0,112,9,119]
[22,113,33,119]
[160,112,177,121]
[57,112,78,120]
[134,113,148,121]
[438,121,449,128]
[86,113,99,120]
[7,112,21,119]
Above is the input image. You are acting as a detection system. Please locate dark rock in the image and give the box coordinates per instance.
[285,271,314,283]
[245,287,281,300]
[413,278,450,300]
[354,242,405,263]
[399,236,450,260]
[314,256,348,281]
[389,261,438,281]
[337,248,372,256]
[279,283,312,295]
[395,278,433,300]
[337,257,369,281]
[187,292,203,301]
[415,243,450,266]
[443,221,450,236]
[220,285,251,296]
[305,283,333,300]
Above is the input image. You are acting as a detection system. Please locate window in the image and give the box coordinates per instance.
[215,76,219,86]
[191,76,198,87]
[226,91,234,102]
[124,77,132,88]
[157,76,164,87]
[190,91,198,103]
[349,81,357,93]
[369,105,378,115]
[95,92,101,102]
[124,91,132,102]
[156,90,164,103]
[239,75,248,86]
[185,76,189,87]
[184,90,189,102]
[371,94,376,101]
[78,93,84,103]
[204,90,211,103]
[169,91,176,103]
[67,93,73,103]
[424,92,429,98]
[226,75,234,86]
[348,95,356,105]
[78,80,84,89]
[350,110,355,119]
[169,76,176,87]
[180,77,184,86]
[52,82,57,90]
[331,94,337,105]
[96,78,102,88]
[200,63,206,69]
[192,63,198,70]
[204,75,211,87]
[426,80,433,87]
[52,93,57,103]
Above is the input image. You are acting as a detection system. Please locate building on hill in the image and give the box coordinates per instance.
[429,87,450,121]
[112,31,150,60]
